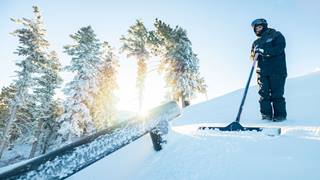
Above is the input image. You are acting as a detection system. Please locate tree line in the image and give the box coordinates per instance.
[0,6,206,162]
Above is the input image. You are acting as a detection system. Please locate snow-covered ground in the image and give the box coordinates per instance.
[0,144,32,170]
[70,72,320,180]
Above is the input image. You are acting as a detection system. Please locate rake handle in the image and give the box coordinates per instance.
[235,53,259,123]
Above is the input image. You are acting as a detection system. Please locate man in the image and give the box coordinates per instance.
[250,18,287,121]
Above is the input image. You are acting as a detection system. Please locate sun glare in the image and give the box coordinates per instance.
[138,108,149,118]
[116,56,166,114]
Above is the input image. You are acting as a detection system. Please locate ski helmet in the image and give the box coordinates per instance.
[251,18,268,36]
[251,18,268,29]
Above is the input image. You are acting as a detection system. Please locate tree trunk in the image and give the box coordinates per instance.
[181,95,190,108]
[181,95,185,108]
[41,129,54,154]
[0,103,18,159]
[29,119,43,158]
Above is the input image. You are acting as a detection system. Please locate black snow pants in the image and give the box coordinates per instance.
[257,74,287,118]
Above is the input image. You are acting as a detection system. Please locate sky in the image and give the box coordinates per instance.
[0,0,320,112]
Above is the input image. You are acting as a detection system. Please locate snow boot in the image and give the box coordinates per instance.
[261,114,272,121]
[273,116,286,122]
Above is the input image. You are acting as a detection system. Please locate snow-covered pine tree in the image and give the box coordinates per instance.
[39,99,63,154]
[0,84,35,149]
[0,6,47,158]
[153,19,207,107]
[92,42,119,129]
[29,50,62,158]
[120,20,150,113]
[12,6,64,159]
[58,26,102,142]
[0,85,17,133]
[0,85,21,146]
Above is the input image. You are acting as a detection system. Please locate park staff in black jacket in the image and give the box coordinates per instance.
[251,18,287,121]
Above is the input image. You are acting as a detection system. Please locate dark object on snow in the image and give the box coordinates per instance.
[198,121,262,132]
[150,130,163,151]
[198,54,281,135]
[251,27,287,120]
[184,100,190,107]
[150,119,169,151]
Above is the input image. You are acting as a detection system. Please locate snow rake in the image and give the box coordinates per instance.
[198,54,281,136]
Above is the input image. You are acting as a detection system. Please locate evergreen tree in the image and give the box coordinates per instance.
[29,50,62,158]
[58,26,102,142]
[0,85,17,131]
[120,20,150,113]
[152,19,207,107]
[0,84,35,147]
[0,6,49,158]
[0,85,18,144]
[92,42,119,129]
[39,99,64,154]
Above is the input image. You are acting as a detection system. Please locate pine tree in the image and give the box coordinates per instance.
[0,85,18,144]
[40,99,63,154]
[29,50,62,158]
[92,42,119,129]
[0,6,46,158]
[0,85,17,131]
[58,26,102,142]
[0,84,35,150]
[120,20,150,113]
[152,19,207,107]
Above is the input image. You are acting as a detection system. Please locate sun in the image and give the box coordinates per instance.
[116,56,166,114]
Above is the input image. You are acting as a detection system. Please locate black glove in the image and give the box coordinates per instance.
[254,47,265,56]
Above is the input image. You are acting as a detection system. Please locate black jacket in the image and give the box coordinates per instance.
[251,28,287,76]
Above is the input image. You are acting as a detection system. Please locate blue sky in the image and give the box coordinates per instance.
[1,0,319,110]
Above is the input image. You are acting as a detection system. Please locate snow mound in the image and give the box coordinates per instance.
[70,72,320,180]
[174,72,320,126]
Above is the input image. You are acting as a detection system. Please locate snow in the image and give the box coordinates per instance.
[133,126,320,180]
[69,72,320,180]
[70,134,155,180]
[0,144,31,170]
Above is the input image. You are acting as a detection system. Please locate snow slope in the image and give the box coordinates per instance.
[70,72,320,180]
